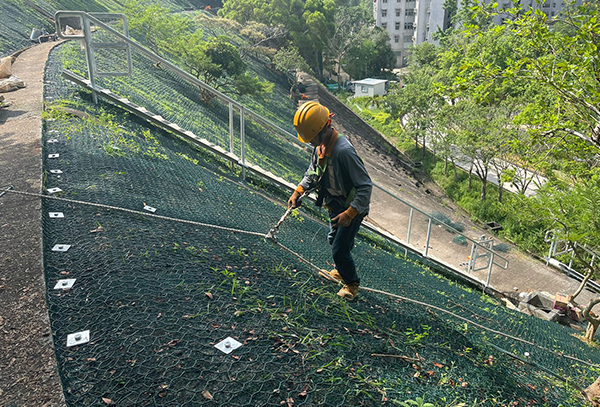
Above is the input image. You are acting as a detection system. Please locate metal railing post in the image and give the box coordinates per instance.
[486,252,494,288]
[240,105,246,179]
[82,16,98,104]
[468,243,476,274]
[425,217,432,257]
[407,208,413,245]
[229,102,234,155]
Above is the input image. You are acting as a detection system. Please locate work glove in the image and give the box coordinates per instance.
[288,186,305,208]
[331,206,359,228]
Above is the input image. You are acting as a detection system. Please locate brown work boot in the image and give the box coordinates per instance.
[337,283,359,300]
[328,268,342,281]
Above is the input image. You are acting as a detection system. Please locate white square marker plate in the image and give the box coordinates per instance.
[215,337,242,354]
[54,279,76,289]
[51,244,71,252]
[47,188,62,194]
[143,205,156,213]
[67,330,90,347]
[49,212,64,218]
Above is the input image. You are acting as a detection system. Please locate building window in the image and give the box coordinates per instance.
[361,85,368,93]
[382,22,387,29]
[382,9,387,17]
[395,8,401,16]
[403,34,412,42]
[382,0,387,3]
[394,35,399,43]
[405,9,414,16]
[404,22,413,30]
[395,21,400,30]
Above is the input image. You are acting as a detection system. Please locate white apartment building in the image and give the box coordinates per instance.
[374,0,583,67]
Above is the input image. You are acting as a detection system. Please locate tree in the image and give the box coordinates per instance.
[342,25,395,80]
[239,21,288,60]
[449,101,510,201]
[124,0,193,58]
[173,34,272,101]
[125,2,272,102]
[219,0,336,78]
[325,2,373,87]
[390,68,435,155]
[273,45,311,96]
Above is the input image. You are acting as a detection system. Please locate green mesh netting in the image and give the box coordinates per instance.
[0,1,212,57]
[52,16,306,185]
[32,42,600,407]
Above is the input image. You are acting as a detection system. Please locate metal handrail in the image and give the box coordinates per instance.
[374,183,509,268]
[54,11,298,142]
[54,10,509,289]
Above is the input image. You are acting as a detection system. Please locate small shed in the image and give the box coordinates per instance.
[351,78,387,98]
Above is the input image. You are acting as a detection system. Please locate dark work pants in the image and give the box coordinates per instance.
[327,207,365,285]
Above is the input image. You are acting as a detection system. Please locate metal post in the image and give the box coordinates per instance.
[468,243,476,274]
[486,252,494,288]
[407,208,413,245]
[240,106,246,179]
[82,16,98,104]
[0,185,14,198]
[229,102,234,155]
[425,217,432,257]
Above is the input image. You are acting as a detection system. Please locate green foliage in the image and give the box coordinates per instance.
[125,1,272,100]
[398,397,435,407]
[342,25,395,79]
[453,235,467,246]
[273,45,311,84]
[218,0,337,76]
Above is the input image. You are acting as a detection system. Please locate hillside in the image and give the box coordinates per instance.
[2,4,600,407]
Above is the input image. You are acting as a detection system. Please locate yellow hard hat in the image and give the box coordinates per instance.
[293,102,330,143]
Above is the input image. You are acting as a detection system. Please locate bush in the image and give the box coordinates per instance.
[453,235,468,246]
[429,211,465,233]
[493,243,510,253]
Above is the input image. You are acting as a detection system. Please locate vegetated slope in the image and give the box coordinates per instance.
[0,0,211,58]
[40,33,600,407]
[54,11,308,184]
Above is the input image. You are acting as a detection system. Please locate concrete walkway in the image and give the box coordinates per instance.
[0,42,65,407]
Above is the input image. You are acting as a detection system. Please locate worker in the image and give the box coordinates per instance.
[288,101,372,300]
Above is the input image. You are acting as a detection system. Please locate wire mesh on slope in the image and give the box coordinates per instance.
[35,45,600,406]
[52,19,307,185]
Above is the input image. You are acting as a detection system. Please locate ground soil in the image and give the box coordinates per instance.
[0,44,596,407]
[0,42,66,407]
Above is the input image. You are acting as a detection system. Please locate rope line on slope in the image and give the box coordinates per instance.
[5,188,266,238]
[4,187,598,369]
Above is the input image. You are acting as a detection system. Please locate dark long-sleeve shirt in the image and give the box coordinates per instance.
[299,135,372,214]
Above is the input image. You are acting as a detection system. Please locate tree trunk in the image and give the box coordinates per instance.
[452,159,459,182]
[584,298,600,342]
[585,375,600,406]
[570,268,593,304]
[468,164,473,190]
[498,183,503,203]
[586,321,599,342]
[481,178,487,201]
